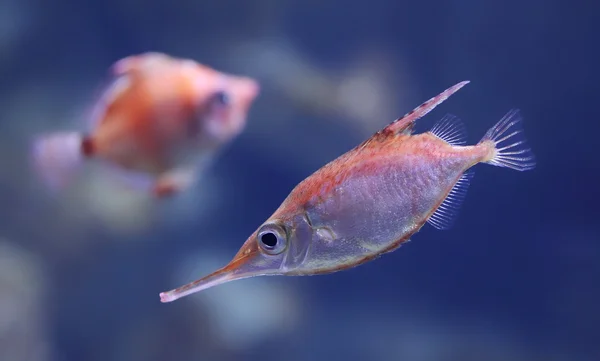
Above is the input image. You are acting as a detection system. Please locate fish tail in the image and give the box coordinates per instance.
[478,109,536,171]
[30,132,95,190]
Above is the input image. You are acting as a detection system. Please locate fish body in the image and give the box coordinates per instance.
[159,81,535,302]
[273,130,482,275]
[32,52,260,197]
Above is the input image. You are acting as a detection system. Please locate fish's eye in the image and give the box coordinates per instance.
[257,223,287,255]
[213,91,230,106]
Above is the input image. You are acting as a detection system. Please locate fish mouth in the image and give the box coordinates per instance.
[159,246,262,303]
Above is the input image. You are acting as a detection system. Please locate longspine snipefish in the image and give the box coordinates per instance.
[159,80,536,302]
[31,52,260,197]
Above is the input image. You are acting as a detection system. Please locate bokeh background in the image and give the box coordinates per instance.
[1,0,598,360]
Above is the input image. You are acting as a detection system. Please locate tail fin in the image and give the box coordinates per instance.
[30,132,90,190]
[478,109,536,171]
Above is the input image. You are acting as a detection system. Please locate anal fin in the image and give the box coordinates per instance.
[427,169,475,230]
[429,114,467,146]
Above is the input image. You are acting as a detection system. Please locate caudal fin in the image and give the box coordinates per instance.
[478,109,536,171]
[30,132,90,190]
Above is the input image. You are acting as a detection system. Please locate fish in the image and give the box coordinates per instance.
[31,52,260,197]
[159,80,536,302]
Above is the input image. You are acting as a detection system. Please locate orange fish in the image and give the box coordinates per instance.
[159,80,536,302]
[31,52,260,197]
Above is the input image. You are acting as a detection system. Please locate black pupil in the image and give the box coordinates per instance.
[214,91,229,105]
[260,232,278,249]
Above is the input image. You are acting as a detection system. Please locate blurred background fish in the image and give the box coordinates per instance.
[31,52,260,197]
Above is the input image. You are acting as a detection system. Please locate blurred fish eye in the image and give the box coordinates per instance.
[257,223,287,255]
[213,90,230,106]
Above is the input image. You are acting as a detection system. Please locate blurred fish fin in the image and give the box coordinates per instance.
[429,114,467,146]
[151,167,198,198]
[478,109,536,171]
[111,52,168,75]
[31,132,90,190]
[427,169,475,230]
[102,164,156,192]
[386,80,470,136]
[111,55,140,75]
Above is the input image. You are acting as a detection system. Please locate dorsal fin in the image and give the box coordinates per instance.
[427,169,475,230]
[386,80,470,136]
[356,81,470,151]
[429,114,467,146]
[111,54,141,76]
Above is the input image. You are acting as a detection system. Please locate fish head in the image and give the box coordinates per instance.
[159,210,314,303]
[193,71,260,144]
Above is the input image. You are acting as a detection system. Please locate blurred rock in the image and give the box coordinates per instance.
[0,240,51,361]
[0,0,33,69]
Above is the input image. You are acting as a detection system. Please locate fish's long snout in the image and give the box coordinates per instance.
[159,266,238,303]
[159,241,269,302]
